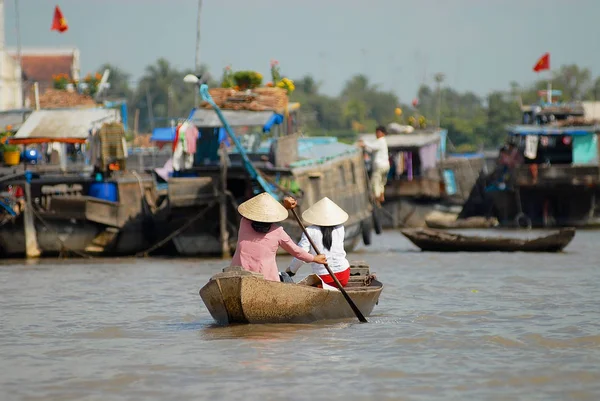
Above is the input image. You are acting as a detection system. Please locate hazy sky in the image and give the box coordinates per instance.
[3,0,599,101]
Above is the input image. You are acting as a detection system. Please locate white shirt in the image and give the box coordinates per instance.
[288,225,350,276]
[364,136,389,170]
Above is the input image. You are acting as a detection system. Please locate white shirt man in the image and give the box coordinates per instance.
[360,126,389,203]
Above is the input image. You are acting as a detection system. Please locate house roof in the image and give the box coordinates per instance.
[18,54,75,82]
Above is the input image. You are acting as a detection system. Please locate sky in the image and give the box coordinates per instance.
[3,0,600,102]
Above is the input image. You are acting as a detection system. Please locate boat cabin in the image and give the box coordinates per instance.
[157,92,373,257]
[358,128,446,200]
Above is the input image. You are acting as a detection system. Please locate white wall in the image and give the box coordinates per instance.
[0,0,23,110]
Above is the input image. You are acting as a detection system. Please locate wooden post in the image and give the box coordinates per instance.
[23,171,41,258]
[133,108,140,136]
[219,145,230,259]
[33,82,40,110]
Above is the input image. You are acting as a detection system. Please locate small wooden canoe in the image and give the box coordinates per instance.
[199,263,383,324]
[425,210,499,229]
[401,227,575,252]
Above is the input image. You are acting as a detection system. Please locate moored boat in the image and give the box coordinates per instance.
[199,263,383,324]
[401,227,575,252]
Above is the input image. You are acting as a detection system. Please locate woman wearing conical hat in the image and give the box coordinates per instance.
[285,197,351,287]
[231,193,327,282]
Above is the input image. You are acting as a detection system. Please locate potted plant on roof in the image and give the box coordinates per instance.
[233,70,263,91]
[1,133,21,166]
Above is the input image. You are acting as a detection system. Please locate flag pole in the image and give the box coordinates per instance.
[547,71,552,104]
[14,0,23,108]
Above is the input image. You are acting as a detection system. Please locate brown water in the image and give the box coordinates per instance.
[1,230,599,401]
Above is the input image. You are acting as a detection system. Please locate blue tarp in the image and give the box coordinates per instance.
[447,152,485,159]
[443,170,457,195]
[572,134,599,165]
[151,127,176,142]
[262,114,284,133]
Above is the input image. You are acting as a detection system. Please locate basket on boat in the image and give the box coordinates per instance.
[200,87,288,112]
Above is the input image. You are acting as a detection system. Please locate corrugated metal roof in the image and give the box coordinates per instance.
[190,109,274,127]
[358,132,440,148]
[13,108,119,140]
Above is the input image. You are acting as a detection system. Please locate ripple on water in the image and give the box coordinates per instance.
[1,230,600,400]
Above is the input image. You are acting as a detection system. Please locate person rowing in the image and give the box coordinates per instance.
[285,197,351,287]
[230,193,327,281]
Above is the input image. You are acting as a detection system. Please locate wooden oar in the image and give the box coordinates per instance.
[290,208,368,323]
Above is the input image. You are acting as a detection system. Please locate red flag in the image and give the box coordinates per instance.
[533,53,550,73]
[51,6,68,33]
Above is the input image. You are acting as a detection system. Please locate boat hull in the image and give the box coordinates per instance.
[199,267,383,324]
[401,227,575,252]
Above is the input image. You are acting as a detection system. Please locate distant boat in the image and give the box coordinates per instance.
[401,227,575,252]
[199,263,383,325]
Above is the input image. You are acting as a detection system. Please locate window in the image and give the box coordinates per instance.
[350,162,357,184]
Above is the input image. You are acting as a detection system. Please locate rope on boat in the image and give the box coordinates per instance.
[136,199,219,257]
[29,206,94,259]
[0,172,25,183]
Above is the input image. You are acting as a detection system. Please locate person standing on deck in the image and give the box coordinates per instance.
[230,193,327,281]
[358,125,390,203]
[285,197,351,287]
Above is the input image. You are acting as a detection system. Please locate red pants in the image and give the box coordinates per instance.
[319,268,350,287]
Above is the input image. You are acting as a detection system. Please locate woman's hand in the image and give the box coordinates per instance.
[283,196,297,210]
[313,254,327,265]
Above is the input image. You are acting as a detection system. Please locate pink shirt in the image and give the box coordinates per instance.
[184,124,199,154]
[231,217,315,281]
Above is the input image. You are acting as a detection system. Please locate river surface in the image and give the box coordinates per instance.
[1,229,599,401]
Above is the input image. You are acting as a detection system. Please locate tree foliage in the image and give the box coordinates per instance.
[98,60,599,148]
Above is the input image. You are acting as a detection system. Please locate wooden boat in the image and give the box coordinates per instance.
[425,210,499,229]
[199,263,383,324]
[400,227,575,252]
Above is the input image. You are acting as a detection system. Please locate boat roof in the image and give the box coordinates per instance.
[507,124,599,136]
[11,108,120,144]
[190,108,276,128]
[151,126,176,142]
[358,130,441,149]
[229,136,359,167]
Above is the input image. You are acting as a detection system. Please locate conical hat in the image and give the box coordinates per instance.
[238,192,288,223]
[302,197,348,227]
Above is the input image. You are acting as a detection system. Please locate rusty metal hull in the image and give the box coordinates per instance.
[199,269,383,325]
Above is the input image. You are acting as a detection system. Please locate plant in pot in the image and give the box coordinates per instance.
[233,71,263,91]
[1,143,21,166]
[220,65,235,88]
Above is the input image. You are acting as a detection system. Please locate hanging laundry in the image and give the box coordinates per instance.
[172,138,185,171]
[184,123,199,155]
[524,135,539,159]
[172,123,182,153]
[395,152,404,176]
[98,122,127,170]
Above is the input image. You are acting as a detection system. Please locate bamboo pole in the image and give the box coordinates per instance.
[219,145,230,259]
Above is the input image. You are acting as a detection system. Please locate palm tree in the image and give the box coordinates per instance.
[434,73,445,127]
